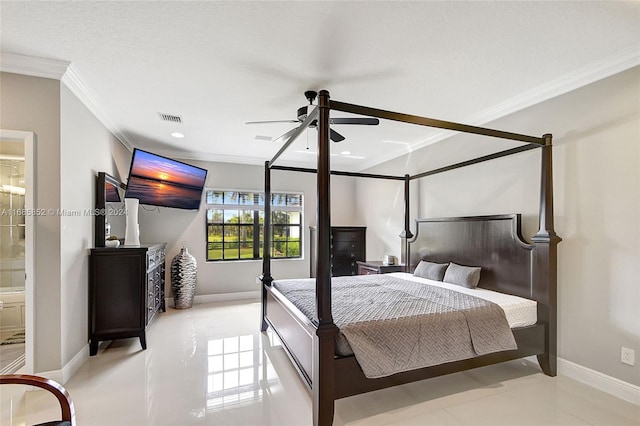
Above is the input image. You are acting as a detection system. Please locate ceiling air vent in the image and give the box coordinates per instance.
[158,113,182,123]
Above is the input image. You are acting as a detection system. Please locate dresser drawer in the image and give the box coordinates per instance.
[331,250,364,264]
[332,240,363,252]
[332,257,357,269]
[332,265,357,276]
[331,231,364,241]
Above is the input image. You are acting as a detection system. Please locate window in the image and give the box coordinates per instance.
[206,190,302,261]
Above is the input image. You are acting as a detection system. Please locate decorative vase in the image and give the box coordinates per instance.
[105,239,120,248]
[171,244,197,309]
[124,198,140,246]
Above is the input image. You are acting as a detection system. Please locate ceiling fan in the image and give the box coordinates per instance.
[246,90,379,143]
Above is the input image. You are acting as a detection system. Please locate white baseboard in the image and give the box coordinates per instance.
[166,291,260,308]
[557,358,640,406]
[62,345,89,384]
[35,344,89,385]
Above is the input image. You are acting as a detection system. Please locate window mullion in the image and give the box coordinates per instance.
[253,208,260,259]
[236,224,241,260]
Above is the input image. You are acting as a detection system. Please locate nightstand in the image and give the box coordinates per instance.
[357,260,405,275]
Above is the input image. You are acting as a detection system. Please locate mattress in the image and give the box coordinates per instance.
[272,273,534,377]
[386,272,537,328]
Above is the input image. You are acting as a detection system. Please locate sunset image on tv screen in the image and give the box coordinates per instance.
[124,149,207,210]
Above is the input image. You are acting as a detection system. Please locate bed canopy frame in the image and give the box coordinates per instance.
[260,90,560,426]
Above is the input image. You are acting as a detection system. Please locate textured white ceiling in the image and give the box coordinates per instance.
[1,1,639,170]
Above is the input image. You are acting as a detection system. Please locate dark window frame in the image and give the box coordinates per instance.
[206,190,302,262]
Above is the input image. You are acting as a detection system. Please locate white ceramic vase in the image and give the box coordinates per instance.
[124,198,141,246]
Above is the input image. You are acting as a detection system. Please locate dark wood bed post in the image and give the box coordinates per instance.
[532,133,561,376]
[314,90,339,426]
[261,160,273,332]
[400,174,413,272]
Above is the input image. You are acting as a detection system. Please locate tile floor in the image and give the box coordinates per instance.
[1,301,638,425]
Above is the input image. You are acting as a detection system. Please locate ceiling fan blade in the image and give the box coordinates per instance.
[246,119,299,125]
[273,127,299,144]
[330,128,346,143]
[330,117,379,125]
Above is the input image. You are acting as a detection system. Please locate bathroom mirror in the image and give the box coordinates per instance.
[95,172,126,247]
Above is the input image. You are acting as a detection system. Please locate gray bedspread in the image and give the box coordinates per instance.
[273,274,517,378]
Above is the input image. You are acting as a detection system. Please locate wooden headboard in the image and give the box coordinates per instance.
[408,214,535,300]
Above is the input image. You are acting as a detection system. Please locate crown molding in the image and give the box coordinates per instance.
[0,52,70,80]
[60,64,134,151]
[465,44,640,127]
[156,149,272,167]
[357,44,640,172]
[154,147,322,169]
[0,52,134,151]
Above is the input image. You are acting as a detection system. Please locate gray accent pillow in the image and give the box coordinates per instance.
[443,262,482,288]
[413,260,448,281]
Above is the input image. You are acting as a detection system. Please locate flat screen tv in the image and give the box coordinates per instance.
[124,149,208,210]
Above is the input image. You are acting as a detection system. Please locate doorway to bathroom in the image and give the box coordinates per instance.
[0,130,34,375]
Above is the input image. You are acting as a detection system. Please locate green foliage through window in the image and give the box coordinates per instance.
[206,190,302,261]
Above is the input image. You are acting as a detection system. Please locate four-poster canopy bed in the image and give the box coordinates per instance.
[260,90,560,426]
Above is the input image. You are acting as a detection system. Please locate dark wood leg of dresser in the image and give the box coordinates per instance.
[139,332,147,350]
[90,339,99,356]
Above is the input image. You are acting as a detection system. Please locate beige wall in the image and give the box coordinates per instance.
[358,66,640,386]
[59,84,125,367]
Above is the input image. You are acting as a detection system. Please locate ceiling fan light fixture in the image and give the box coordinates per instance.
[246,90,377,144]
[297,105,313,122]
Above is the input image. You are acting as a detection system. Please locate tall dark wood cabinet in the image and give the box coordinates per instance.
[309,226,366,277]
[89,243,166,355]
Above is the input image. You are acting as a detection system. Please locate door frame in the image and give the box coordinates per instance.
[0,129,35,374]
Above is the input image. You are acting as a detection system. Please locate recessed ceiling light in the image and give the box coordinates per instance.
[171,132,185,138]
[341,151,351,155]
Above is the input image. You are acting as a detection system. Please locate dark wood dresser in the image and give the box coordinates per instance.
[310,226,366,277]
[357,260,405,275]
[89,243,166,355]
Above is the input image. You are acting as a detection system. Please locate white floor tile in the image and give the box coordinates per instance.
[3,301,637,426]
